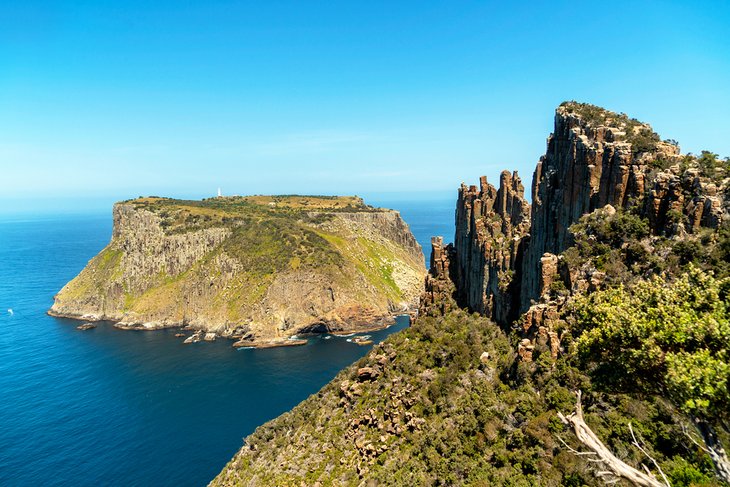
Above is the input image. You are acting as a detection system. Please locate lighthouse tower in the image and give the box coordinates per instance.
[217,188,222,198]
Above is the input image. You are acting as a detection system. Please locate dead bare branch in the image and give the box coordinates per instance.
[689,418,730,484]
[558,390,670,487]
[629,423,671,487]
[681,423,710,454]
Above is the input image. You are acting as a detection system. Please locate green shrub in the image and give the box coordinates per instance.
[572,267,730,424]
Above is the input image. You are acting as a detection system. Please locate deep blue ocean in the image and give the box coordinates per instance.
[0,198,454,487]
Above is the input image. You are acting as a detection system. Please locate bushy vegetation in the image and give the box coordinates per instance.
[695,150,730,180]
[211,193,730,485]
[563,206,730,292]
[624,125,662,153]
[562,208,662,286]
[571,268,729,424]
[213,302,725,486]
[560,101,661,153]
[222,218,343,276]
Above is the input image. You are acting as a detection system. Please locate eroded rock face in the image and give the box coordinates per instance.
[50,197,426,345]
[520,104,682,311]
[423,102,728,361]
[453,171,530,323]
[644,166,727,235]
[420,236,457,317]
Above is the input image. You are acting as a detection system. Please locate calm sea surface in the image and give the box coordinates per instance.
[0,198,454,487]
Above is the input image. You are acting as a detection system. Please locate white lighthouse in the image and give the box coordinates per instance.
[217,188,222,198]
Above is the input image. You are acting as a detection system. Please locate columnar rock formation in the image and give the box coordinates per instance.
[425,102,728,353]
[520,104,682,309]
[453,171,530,323]
[50,195,426,347]
[419,236,456,316]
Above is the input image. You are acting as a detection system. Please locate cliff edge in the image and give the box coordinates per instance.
[49,195,426,346]
[209,103,729,486]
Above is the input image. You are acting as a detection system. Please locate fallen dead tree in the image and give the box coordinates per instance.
[557,391,670,487]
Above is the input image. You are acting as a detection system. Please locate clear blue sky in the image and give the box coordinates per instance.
[2,1,729,214]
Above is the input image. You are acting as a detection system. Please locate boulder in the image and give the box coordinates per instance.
[357,367,380,382]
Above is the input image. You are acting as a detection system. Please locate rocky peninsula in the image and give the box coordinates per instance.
[211,102,730,485]
[50,195,426,347]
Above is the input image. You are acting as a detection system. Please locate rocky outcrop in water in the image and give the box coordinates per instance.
[50,196,426,346]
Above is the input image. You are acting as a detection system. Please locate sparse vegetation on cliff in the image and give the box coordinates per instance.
[210,103,730,485]
[50,195,426,344]
[128,195,376,235]
[560,101,662,153]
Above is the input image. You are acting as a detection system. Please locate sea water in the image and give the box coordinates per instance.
[0,197,454,486]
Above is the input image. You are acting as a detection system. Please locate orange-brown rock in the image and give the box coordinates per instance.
[420,236,457,316]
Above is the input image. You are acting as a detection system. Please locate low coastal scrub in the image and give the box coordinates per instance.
[127,195,378,235]
[572,268,729,429]
[560,101,662,153]
[222,219,344,276]
[212,300,725,486]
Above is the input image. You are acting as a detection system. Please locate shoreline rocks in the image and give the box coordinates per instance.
[233,338,308,349]
[51,308,410,349]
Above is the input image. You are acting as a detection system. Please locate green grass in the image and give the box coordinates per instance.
[358,237,402,298]
[222,219,344,276]
[59,246,123,301]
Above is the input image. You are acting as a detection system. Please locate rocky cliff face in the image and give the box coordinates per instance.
[441,102,728,356]
[419,236,457,317]
[208,103,730,485]
[521,104,682,309]
[50,196,426,346]
[453,171,530,324]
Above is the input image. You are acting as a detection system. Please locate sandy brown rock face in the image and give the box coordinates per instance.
[49,196,426,345]
[420,236,457,316]
[520,104,683,311]
[644,165,727,235]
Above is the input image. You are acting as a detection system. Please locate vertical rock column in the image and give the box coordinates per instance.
[453,171,530,324]
[520,105,678,311]
[420,237,457,316]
